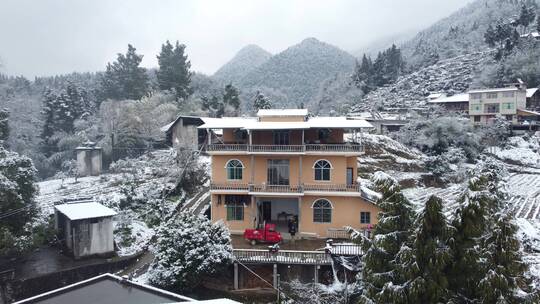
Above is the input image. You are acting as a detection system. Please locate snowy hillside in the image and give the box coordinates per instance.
[212,44,272,84]
[350,51,492,112]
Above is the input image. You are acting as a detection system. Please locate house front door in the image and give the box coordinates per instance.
[262,201,272,222]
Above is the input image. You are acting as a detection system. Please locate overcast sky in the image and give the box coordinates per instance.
[0,0,473,78]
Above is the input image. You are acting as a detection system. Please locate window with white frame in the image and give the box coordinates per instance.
[503,91,515,98]
[486,92,498,99]
[226,159,244,180]
[360,212,371,224]
[470,93,482,99]
[314,160,331,181]
[313,199,332,223]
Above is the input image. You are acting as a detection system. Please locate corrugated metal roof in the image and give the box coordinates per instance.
[55,202,117,220]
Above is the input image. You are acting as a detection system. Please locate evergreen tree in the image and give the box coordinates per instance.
[448,159,506,301]
[478,214,529,303]
[404,195,452,303]
[517,3,536,34]
[371,44,405,87]
[100,44,149,100]
[0,109,9,145]
[537,11,540,32]
[156,40,192,100]
[147,211,232,291]
[358,172,414,303]
[0,146,38,255]
[222,84,240,114]
[252,90,272,111]
[352,54,374,93]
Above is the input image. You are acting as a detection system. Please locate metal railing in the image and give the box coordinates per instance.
[233,244,363,265]
[303,183,361,192]
[205,143,363,153]
[233,249,330,265]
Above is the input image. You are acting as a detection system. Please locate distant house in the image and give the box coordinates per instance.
[161,115,206,150]
[349,111,408,134]
[520,31,540,40]
[54,202,117,259]
[527,87,540,111]
[427,93,469,113]
[13,273,240,304]
[426,92,445,101]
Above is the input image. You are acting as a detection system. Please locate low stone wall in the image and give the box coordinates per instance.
[4,253,142,303]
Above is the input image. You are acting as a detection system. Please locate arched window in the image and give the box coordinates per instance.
[226,159,244,180]
[312,199,332,223]
[313,160,331,181]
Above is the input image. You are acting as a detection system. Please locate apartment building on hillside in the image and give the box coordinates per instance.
[198,109,379,239]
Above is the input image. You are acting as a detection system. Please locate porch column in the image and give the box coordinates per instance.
[248,130,252,145]
[207,129,211,145]
[234,262,239,290]
[273,264,278,288]
[298,197,302,234]
[298,156,302,187]
[250,155,255,184]
[252,196,257,228]
[314,264,319,283]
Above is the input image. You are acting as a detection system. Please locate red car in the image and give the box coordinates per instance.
[244,223,282,245]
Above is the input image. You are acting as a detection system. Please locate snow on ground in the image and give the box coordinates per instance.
[35,149,207,257]
[490,136,540,168]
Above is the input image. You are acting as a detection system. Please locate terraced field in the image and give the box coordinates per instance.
[507,174,540,220]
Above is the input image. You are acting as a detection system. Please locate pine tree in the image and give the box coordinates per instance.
[478,214,529,303]
[156,40,192,100]
[0,109,9,146]
[448,159,506,301]
[352,54,374,93]
[405,195,452,303]
[100,44,149,100]
[253,90,272,111]
[358,172,414,303]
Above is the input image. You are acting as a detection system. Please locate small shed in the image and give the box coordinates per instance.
[54,202,117,259]
[161,115,206,150]
[75,142,102,176]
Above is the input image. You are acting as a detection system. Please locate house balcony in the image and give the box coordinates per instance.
[210,183,364,196]
[205,143,363,155]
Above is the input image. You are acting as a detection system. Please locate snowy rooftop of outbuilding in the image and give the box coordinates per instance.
[55,202,117,220]
[527,88,539,98]
[428,93,469,103]
[257,109,308,117]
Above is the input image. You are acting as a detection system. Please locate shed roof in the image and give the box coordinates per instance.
[428,93,469,104]
[55,202,117,220]
[161,115,205,133]
[527,88,539,98]
[257,109,308,117]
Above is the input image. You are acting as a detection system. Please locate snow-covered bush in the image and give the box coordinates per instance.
[147,211,232,291]
[425,147,467,182]
[281,279,356,304]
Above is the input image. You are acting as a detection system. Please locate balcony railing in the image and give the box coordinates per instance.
[205,143,363,153]
[305,144,362,153]
[249,145,304,153]
[249,184,303,193]
[210,183,362,194]
[303,183,361,192]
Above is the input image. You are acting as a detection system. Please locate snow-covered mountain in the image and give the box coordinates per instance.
[212,44,272,84]
[216,37,357,108]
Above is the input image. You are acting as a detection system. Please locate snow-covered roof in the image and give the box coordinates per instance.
[428,93,469,103]
[468,87,519,93]
[55,202,117,220]
[527,88,539,98]
[199,116,373,130]
[308,117,373,128]
[427,93,444,99]
[257,109,308,117]
[517,108,540,116]
[198,117,257,129]
[520,31,540,38]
